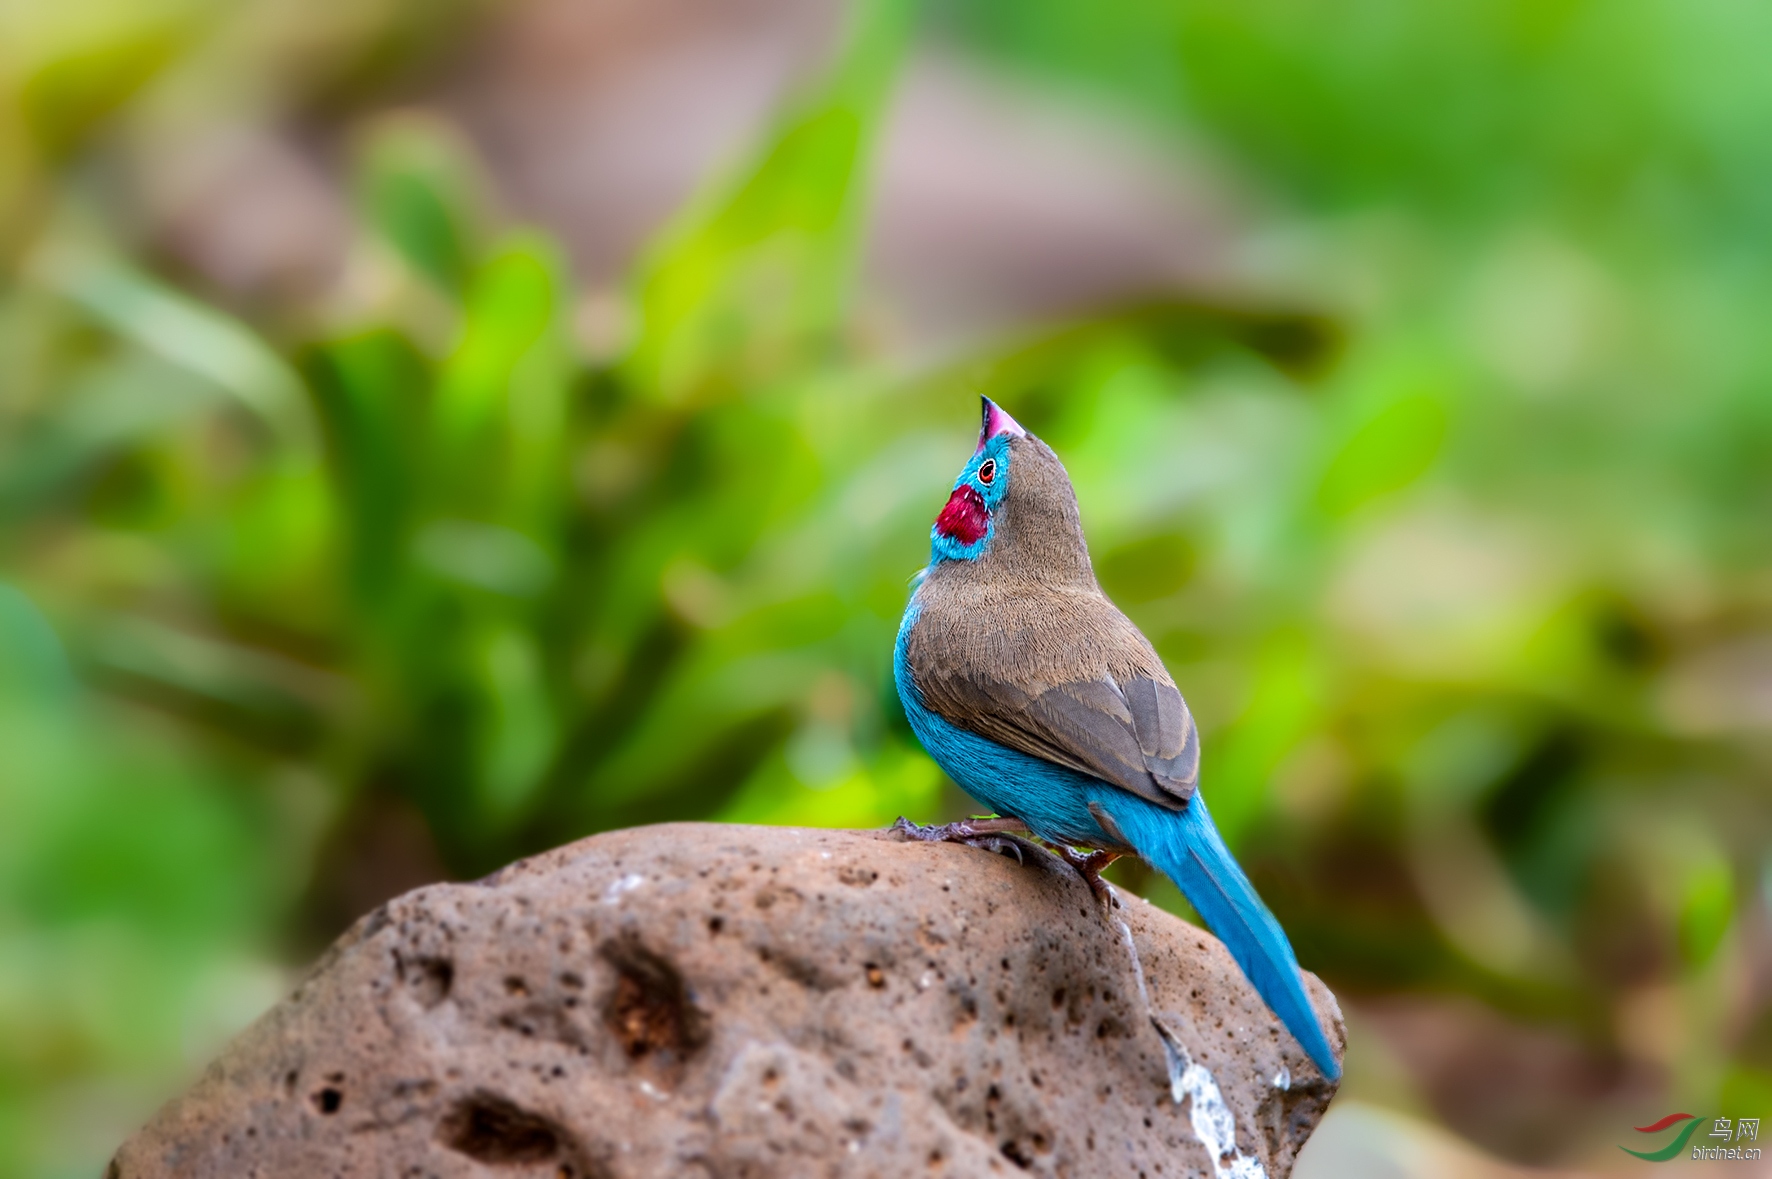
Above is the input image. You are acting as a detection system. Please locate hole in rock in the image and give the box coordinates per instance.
[600,938,708,1063]
[438,1091,567,1165]
[401,956,453,1008]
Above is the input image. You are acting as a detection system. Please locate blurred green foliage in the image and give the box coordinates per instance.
[2,0,1771,1174]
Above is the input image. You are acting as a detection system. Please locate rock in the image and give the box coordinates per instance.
[110,823,1343,1178]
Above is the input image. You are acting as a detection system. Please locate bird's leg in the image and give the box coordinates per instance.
[1052,846,1125,907]
[889,815,1035,864]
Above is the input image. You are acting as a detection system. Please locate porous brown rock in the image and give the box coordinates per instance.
[110,823,1343,1178]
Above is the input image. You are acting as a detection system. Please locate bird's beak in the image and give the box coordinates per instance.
[976,396,1027,452]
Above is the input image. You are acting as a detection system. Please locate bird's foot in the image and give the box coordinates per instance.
[1052,845,1125,908]
[889,816,1035,864]
[889,815,1027,840]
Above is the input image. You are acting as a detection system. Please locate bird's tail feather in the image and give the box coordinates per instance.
[1095,789,1341,1081]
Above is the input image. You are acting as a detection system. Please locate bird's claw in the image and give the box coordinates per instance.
[1054,845,1124,908]
[972,835,1025,865]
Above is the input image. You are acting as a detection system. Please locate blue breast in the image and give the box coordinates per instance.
[894,599,1117,847]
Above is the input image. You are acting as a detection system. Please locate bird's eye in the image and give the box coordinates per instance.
[977,458,997,485]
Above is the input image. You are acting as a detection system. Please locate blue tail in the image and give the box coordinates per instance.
[1095,788,1341,1081]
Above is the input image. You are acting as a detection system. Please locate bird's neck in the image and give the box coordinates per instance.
[928,530,1097,597]
[979,496,1096,589]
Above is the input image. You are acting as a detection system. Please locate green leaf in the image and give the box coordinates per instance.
[1316,391,1447,516]
[1201,626,1323,848]
[306,328,429,607]
[432,235,567,501]
[0,582,76,707]
[473,624,559,824]
[15,2,198,158]
[624,0,911,402]
[357,113,486,294]
[31,241,316,455]
[1678,857,1734,968]
[0,352,218,514]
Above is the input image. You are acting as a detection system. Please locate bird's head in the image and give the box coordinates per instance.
[928,398,1094,585]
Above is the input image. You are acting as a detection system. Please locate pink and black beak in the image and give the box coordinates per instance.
[975,395,1026,452]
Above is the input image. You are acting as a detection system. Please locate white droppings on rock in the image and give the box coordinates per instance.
[1119,894,1268,1175]
[1153,1018,1268,1179]
[1274,1065,1290,1090]
[602,873,645,903]
[1113,908,1152,1012]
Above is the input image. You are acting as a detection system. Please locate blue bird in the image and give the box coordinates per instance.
[893,397,1341,1081]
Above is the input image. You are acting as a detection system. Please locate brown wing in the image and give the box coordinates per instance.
[906,591,1199,809]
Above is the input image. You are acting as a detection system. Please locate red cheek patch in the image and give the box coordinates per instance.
[935,484,989,545]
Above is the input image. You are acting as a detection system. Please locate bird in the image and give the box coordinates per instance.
[892,395,1341,1081]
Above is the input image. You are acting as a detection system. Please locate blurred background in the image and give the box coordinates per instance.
[2,0,1770,1174]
